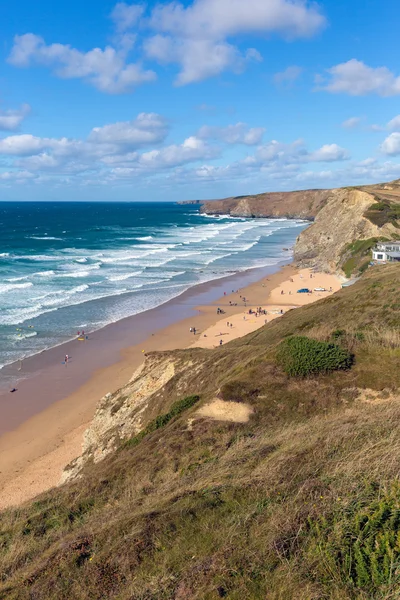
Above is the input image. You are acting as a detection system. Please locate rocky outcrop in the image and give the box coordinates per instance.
[195,181,400,275]
[62,352,203,482]
[294,188,398,273]
[199,189,332,219]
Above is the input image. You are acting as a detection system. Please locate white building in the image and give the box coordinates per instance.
[372,242,400,263]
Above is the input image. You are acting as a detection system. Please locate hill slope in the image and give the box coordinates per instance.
[1,264,399,600]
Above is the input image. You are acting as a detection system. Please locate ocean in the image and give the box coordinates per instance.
[0,201,308,370]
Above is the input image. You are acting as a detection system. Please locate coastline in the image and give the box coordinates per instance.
[0,261,295,508]
[0,262,342,509]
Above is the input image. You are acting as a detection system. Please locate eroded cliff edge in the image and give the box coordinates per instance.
[195,181,400,275]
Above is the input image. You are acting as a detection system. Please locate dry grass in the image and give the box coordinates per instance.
[0,264,399,599]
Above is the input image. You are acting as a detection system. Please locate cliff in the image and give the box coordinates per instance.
[294,187,399,274]
[199,188,332,219]
[197,181,400,276]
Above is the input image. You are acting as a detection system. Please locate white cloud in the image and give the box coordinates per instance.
[387,115,400,131]
[309,143,350,162]
[111,2,144,31]
[109,136,219,173]
[7,0,325,91]
[341,117,361,129]
[145,0,325,84]
[0,104,30,131]
[149,0,325,40]
[144,36,251,85]
[256,139,306,162]
[369,124,384,132]
[319,59,400,96]
[198,123,265,145]
[0,134,49,155]
[273,65,303,86]
[8,33,156,94]
[0,170,35,181]
[88,113,168,146]
[381,133,400,156]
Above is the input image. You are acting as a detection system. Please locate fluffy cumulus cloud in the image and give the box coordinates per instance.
[8,33,156,94]
[318,59,400,96]
[0,104,30,131]
[197,123,265,145]
[145,0,324,84]
[380,133,400,156]
[88,113,168,146]
[309,144,349,162]
[7,0,325,91]
[0,108,356,190]
[0,112,224,184]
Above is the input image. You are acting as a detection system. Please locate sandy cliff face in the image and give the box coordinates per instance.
[62,352,202,482]
[200,189,332,219]
[294,188,397,272]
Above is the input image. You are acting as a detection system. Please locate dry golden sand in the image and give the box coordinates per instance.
[192,268,341,349]
[0,265,341,509]
[196,399,253,423]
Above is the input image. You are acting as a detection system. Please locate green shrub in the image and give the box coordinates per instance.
[124,395,200,448]
[276,336,353,377]
[368,202,387,211]
[331,329,346,340]
[307,483,400,592]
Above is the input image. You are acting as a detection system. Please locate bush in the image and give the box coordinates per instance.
[124,395,200,448]
[276,336,353,377]
[307,483,400,593]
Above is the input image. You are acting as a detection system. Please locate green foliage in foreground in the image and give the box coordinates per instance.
[276,336,353,377]
[124,395,200,448]
[307,482,400,593]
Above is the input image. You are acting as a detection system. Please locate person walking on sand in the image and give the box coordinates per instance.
[219,339,223,346]
[65,354,69,366]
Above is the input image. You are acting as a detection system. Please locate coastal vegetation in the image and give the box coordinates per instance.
[364,200,400,228]
[340,237,384,278]
[0,264,399,599]
[276,335,353,377]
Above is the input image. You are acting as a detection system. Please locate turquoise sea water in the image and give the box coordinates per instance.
[0,202,308,369]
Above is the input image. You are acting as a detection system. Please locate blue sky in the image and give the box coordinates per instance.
[1,0,400,200]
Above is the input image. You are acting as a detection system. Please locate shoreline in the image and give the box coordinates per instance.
[0,262,342,509]
[0,261,288,430]
[0,261,293,508]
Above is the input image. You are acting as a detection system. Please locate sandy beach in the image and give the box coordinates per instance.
[0,264,342,510]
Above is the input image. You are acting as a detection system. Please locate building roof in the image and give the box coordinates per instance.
[387,251,400,258]
[377,242,400,248]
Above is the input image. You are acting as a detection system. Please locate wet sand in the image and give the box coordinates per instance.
[0,262,295,508]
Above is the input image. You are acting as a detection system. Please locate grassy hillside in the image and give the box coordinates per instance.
[1,264,399,600]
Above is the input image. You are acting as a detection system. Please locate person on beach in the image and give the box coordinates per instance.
[219,339,223,346]
[193,327,196,335]
[65,354,69,365]
[189,327,193,333]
